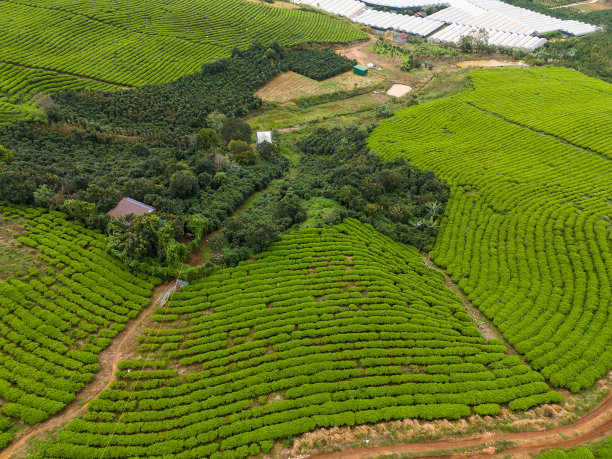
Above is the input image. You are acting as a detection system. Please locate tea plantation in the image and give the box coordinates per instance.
[0,0,365,87]
[45,219,559,458]
[0,203,160,449]
[368,67,612,392]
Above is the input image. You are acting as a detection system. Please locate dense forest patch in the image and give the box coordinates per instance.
[280,48,356,81]
[214,125,449,267]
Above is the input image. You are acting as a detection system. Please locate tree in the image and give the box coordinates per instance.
[0,145,13,163]
[197,128,222,149]
[229,140,258,164]
[276,189,305,224]
[208,232,228,252]
[62,199,108,228]
[401,54,421,71]
[459,35,473,53]
[220,118,252,144]
[186,214,210,240]
[0,171,37,204]
[34,185,54,208]
[257,140,276,158]
[206,111,227,132]
[474,28,490,54]
[169,170,199,198]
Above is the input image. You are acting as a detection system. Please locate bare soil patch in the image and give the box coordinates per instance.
[456,60,527,68]
[387,83,412,97]
[255,71,384,104]
[242,0,300,8]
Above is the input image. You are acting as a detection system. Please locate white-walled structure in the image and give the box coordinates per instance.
[291,0,601,50]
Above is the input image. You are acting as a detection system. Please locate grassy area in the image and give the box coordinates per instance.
[300,197,345,229]
[255,70,384,104]
[248,92,389,130]
[0,216,41,280]
[415,68,473,103]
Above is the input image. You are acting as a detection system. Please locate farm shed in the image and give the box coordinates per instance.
[256,131,273,145]
[107,197,156,219]
[353,64,369,76]
[395,33,408,42]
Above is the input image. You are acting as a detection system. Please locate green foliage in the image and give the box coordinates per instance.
[368,67,612,391]
[0,203,158,434]
[197,128,222,150]
[170,171,199,199]
[221,118,253,145]
[0,145,13,163]
[228,141,258,165]
[295,125,448,249]
[44,219,557,457]
[280,48,356,81]
[0,0,365,88]
[401,54,421,72]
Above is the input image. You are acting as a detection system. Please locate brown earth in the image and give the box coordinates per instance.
[255,71,385,104]
[2,281,173,459]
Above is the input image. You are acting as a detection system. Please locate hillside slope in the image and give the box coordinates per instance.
[44,219,557,458]
[0,204,159,451]
[0,0,366,125]
[368,67,612,392]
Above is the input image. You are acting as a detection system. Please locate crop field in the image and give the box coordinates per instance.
[0,63,118,126]
[0,203,160,449]
[368,67,612,393]
[45,219,559,458]
[0,0,366,88]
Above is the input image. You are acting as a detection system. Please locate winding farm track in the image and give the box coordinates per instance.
[1,281,172,459]
[310,384,612,459]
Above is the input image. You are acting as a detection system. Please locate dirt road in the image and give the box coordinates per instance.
[311,370,612,459]
[2,281,172,459]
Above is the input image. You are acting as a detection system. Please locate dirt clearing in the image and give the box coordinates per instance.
[387,83,412,97]
[456,60,527,68]
[255,71,384,104]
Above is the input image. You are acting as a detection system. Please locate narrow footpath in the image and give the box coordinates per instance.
[2,281,172,459]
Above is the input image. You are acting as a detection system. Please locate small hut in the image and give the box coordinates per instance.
[256,131,273,145]
[107,198,155,219]
[353,64,368,76]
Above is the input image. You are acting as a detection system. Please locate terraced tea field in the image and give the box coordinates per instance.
[0,63,118,126]
[0,0,365,87]
[369,67,612,392]
[0,203,160,449]
[45,219,559,458]
[0,0,365,125]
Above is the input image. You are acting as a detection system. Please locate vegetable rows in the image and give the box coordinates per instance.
[368,67,612,392]
[47,219,557,458]
[0,204,159,450]
[0,0,366,87]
